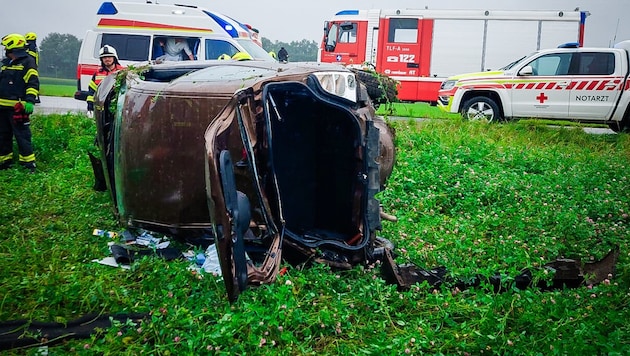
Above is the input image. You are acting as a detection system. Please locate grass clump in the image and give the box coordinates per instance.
[0,114,628,355]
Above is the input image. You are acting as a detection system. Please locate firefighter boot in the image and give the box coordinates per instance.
[21,162,36,173]
[0,160,13,170]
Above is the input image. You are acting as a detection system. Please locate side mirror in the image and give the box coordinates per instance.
[519,65,534,76]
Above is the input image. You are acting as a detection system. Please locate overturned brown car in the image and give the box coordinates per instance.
[93,60,396,300]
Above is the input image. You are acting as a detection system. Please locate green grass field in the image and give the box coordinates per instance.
[39,76,75,97]
[0,113,628,354]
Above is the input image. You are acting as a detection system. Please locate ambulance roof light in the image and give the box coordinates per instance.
[97,2,118,15]
[558,42,580,48]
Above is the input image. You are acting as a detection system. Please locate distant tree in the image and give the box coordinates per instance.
[39,33,82,79]
[261,38,319,62]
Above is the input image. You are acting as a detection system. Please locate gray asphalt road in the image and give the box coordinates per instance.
[34,97,617,135]
[34,96,85,115]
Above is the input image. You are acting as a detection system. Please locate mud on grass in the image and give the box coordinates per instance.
[0,114,629,354]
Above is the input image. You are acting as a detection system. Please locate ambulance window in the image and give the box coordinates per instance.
[101,34,150,61]
[388,18,417,43]
[578,52,615,75]
[527,53,572,76]
[205,39,240,60]
[338,23,357,43]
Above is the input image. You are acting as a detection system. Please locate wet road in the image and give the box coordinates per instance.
[34,96,85,115]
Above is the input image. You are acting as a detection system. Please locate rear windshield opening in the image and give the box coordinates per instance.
[265,84,363,245]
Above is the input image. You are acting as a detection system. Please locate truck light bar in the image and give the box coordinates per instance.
[335,10,360,16]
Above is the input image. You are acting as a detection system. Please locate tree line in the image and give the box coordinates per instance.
[36,33,319,79]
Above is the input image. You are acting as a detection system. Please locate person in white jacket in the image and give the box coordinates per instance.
[157,38,194,61]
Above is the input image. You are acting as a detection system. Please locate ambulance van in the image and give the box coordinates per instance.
[75,1,274,100]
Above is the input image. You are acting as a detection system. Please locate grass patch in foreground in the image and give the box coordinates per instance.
[0,115,629,354]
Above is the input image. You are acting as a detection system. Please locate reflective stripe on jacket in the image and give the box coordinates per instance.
[0,51,39,108]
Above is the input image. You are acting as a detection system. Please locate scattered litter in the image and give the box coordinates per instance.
[92,228,180,268]
[201,244,222,275]
[185,244,222,276]
[92,256,131,270]
[92,228,118,239]
[135,231,162,246]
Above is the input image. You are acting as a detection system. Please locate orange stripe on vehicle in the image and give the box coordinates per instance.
[97,18,213,33]
[596,80,609,90]
[576,81,588,90]
[586,81,599,90]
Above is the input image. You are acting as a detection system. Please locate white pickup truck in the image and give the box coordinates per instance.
[437,41,630,132]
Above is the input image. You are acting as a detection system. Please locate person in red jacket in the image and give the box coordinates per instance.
[0,33,39,173]
[86,45,124,116]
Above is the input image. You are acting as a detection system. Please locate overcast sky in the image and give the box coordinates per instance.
[1,0,628,47]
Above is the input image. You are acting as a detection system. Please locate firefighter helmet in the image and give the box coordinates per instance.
[25,32,37,41]
[231,52,252,61]
[217,53,232,60]
[1,33,26,50]
[99,45,118,60]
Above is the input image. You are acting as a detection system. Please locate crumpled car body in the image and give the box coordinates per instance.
[94,60,396,300]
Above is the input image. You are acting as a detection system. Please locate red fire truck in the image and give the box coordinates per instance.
[318,8,589,103]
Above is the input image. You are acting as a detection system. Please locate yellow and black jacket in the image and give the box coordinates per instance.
[0,49,39,108]
[26,41,38,67]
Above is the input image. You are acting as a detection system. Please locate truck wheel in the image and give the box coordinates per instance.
[461,97,502,123]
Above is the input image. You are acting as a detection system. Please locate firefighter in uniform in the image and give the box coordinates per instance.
[24,32,40,103]
[24,32,38,67]
[86,45,124,116]
[0,33,39,172]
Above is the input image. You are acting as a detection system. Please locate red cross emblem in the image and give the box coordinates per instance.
[536,92,548,104]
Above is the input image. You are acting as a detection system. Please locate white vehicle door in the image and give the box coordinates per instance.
[510,52,573,119]
[569,51,622,120]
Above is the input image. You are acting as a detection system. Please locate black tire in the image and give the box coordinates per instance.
[460,97,502,123]
[350,68,398,105]
[608,120,630,133]
[608,123,621,133]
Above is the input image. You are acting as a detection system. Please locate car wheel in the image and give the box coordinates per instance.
[350,68,398,105]
[608,118,630,133]
[461,97,502,123]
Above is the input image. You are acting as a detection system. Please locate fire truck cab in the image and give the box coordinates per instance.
[319,8,588,103]
[75,1,273,101]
